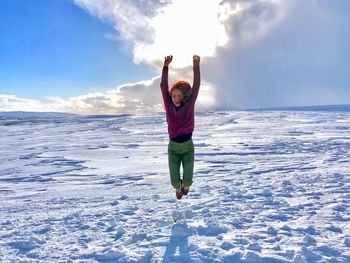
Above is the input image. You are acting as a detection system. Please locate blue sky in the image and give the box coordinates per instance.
[0,0,154,100]
[0,0,349,114]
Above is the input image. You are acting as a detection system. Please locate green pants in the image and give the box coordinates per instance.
[167,139,195,188]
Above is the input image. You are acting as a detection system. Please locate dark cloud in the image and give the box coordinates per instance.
[204,0,350,109]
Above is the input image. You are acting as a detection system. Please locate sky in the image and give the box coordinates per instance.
[0,0,349,114]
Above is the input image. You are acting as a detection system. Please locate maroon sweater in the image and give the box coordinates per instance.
[160,64,201,139]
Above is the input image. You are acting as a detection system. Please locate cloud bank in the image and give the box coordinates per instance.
[0,77,215,115]
[1,0,349,114]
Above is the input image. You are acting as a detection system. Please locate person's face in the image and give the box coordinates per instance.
[171,89,184,107]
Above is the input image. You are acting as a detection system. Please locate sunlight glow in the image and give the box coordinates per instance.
[134,0,232,68]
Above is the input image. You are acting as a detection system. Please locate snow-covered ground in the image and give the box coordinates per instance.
[0,110,349,262]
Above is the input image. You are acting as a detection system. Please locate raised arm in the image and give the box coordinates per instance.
[191,55,201,102]
[160,55,173,108]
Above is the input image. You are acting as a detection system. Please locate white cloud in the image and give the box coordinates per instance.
[74,0,233,68]
[0,95,46,112]
[71,0,303,110]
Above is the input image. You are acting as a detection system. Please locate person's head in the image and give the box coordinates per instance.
[169,80,191,107]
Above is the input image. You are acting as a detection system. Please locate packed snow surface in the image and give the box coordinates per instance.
[0,111,349,262]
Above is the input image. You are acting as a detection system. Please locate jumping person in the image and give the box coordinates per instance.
[160,55,201,199]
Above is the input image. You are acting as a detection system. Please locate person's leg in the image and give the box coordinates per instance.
[182,140,194,187]
[168,141,182,188]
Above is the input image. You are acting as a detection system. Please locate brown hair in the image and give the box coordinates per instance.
[169,80,191,101]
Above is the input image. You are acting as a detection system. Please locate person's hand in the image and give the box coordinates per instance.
[193,55,201,65]
[164,55,173,67]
